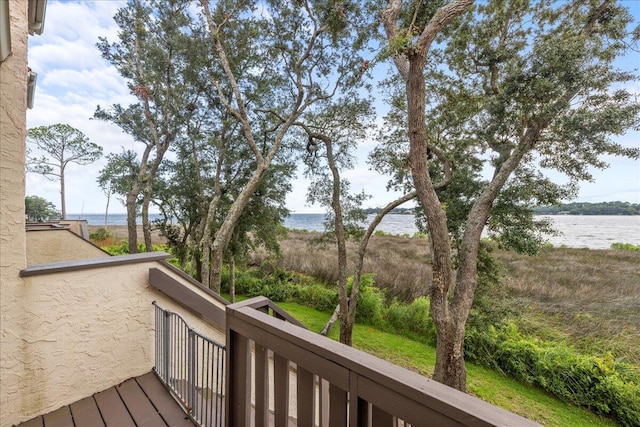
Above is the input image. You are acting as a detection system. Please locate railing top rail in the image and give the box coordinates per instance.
[227,301,541,427]
[229,296,306,328]
[153,301,226,349]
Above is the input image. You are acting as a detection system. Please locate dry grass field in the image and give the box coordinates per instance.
[260,231,640,365]
[495,248,640,365]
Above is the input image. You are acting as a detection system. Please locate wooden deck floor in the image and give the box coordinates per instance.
[18,372,196,427]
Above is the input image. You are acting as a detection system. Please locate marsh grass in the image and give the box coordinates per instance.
[495,248,640,365]
[270,232,640,366]
[253,230,432,301]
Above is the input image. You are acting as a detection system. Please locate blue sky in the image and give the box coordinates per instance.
[26,0,640,215]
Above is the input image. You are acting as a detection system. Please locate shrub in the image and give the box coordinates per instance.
[610,242,640,252]
[102,241,134,255]
[89,227,113,241]
[385,297,436,345]
[101,242,169,255]
[292,284,337,312]
[355,283,385,326]
[466,323,640,426]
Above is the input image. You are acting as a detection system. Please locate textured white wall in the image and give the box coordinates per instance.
[0,1,29,426]
[0,4,228,426]
[3,260,225,426]
[26,229,109,264]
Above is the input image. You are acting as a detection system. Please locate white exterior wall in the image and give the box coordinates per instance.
[0,4,228,425]
[2,259,226,426]
[0,1,29,426]
[26,229,109,264]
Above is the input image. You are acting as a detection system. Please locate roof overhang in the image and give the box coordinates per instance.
[28,0,47,36]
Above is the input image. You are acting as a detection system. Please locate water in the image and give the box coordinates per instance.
[70,213,639,250]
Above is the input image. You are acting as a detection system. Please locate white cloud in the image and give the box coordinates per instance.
[24,0,640,218]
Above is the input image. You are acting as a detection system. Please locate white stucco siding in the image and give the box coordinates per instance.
[0,1,30,426]
[26,229,109,264]
[4,260,225,425]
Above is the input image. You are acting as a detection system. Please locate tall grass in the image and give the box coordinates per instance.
[251,231,432,302]
[495,248,640,365]
[263,232,640,366]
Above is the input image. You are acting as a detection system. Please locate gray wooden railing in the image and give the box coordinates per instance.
[225,296,541,427]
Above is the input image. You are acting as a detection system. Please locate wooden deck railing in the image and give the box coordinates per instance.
[225,297,541,427]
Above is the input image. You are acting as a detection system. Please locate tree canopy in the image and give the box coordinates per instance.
[379,0,639,390]
[25,195,60,222]
[88,0,639,394]
[27,123,103,220]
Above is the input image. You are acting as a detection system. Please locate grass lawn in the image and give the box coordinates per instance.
[275,301,619,427]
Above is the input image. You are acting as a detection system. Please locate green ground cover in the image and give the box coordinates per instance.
[275,301,620,427]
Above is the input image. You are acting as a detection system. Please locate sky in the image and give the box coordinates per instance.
[25,0,640,215]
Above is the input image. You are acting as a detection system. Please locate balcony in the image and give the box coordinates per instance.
[11,226,539,427]
[17,292,540,427]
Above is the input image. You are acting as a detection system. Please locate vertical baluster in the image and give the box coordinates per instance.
[297,366,314,426]
[319,379,330,427]
[218,344,225,427]
[163,310,170,382]
[329,383,347,427]
[227,330,250,427]
[274,353,290,427]
[254,343,269,427]
[188,328,196,420]
[204,339,210,427]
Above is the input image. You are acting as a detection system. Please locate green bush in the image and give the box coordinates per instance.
[466,323,640,426]
[385,297,437,345]
[355,283,385,326]
[89,227,113,241]
[292,284,337,312]
[101,241,168,255]
[102,241,136,255]
[610,242,640,251]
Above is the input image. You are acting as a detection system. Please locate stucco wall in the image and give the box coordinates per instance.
[3,259,226,426]
[26,229,109,264]
[0,1,29,427]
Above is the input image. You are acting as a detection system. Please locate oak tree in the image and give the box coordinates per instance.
[380,0,640,391]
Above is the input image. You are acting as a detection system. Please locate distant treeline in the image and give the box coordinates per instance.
[363,207,415,215]
[365,202,639,216]
[534,201,639,215]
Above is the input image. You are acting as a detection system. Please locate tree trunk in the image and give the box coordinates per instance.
[320,136,350,346]
[104,188,110,228]
[208,162,269,292]
[200,195,220,289]
[142,186,153,252]
[60,166,66,219]
[347,192,417,334]
[229,255,236,303]
[433,325,467,391]
[126,190,138,254]
[320,303,340,336]
[406,52,459,389]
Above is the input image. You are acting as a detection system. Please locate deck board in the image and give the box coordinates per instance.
[42,405,73,427]
[17,372,195,427]
[69,396,105,427]
[116,377,169,427]
[136,372,194,427]
[94,385,137,427]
